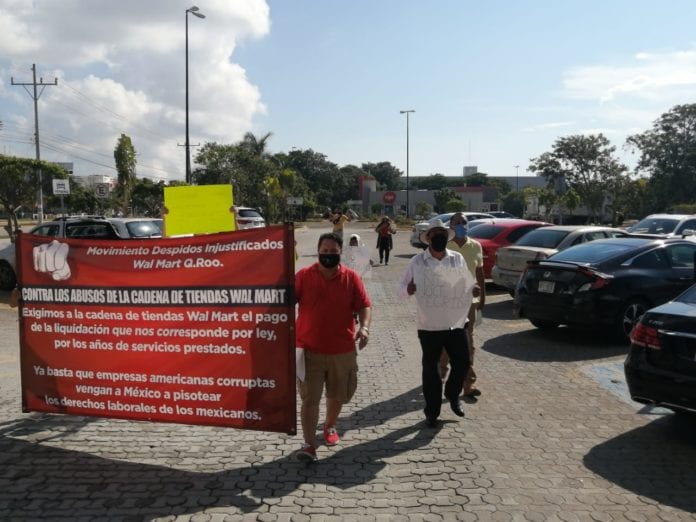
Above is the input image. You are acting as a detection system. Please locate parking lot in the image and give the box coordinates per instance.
[0,221,694,520]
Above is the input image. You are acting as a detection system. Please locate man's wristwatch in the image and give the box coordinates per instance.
[360,326,369,333]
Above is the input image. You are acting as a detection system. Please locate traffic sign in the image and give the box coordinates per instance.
[52,179,70,195]
[95,183,110,198]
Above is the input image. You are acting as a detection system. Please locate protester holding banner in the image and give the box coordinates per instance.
[327,209,351,241]
[374,216,396,265]
[294,232,372,462]
[343,234,373,279]
[398,219,479,428]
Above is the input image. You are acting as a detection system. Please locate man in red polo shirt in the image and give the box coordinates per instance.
[295,232,372,462]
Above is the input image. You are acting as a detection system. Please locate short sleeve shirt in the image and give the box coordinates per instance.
[295,263,372,354]
[448,238,483,277]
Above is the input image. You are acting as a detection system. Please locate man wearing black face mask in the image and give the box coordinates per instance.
[398,219,480,427]
[295,232,372,462]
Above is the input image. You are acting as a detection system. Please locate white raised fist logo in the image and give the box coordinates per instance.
[33,240,71,281]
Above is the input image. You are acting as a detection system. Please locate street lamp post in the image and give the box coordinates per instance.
[514,164,520,191]
[400,109,415,218]
[185,5,205,184]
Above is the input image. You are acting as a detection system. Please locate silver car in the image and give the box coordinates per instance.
[410,212,494,248]
[108,218,163,238]
[492,225,627,293]
[625,213,696,237]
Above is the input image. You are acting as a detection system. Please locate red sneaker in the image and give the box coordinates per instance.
[323,425,340,446]
[296,443,317,462]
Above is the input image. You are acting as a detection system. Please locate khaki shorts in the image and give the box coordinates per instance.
[298,350,358,405]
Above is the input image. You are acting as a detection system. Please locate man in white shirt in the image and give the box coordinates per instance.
[398,219,480,427]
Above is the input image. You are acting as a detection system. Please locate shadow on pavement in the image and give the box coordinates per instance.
[342,386,424,430]
[0,400,439,518]
[584,413,696,513]
[482,329,628,362]
[482,298,516,320]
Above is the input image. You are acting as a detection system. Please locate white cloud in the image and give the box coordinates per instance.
[563,47,696,103]
[521,121,576,133]
[0,0,270,181]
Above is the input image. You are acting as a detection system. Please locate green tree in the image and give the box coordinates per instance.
[463,172,489,186]
[528,134,628,222]
[57,181,100,216]
[287,148,341,210]
[194,132,277,209]
[361,161,402,190]
[0,155,68,238]
[626,103,696,211]
[445,199,466,211]
[415,201,433,218]
[501,191,524,217]
[410,174,456,190]
[434,188,457,212]
[131,178,166,217]
[114,133,137,215]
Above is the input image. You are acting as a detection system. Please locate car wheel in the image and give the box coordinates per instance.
[529,319,559,329]
[616,298,649,343]
[0,261,17,291]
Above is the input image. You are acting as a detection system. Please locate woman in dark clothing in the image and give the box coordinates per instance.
[375,217,396,265]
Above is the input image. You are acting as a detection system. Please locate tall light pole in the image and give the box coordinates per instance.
[185,5,205,184]
[400,109,415,218]
[514,164,520,191]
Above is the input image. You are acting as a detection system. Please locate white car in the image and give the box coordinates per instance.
[491,225,627,294]
[625,213,696,237]
[235,207,265,229]
[410,212,494,248]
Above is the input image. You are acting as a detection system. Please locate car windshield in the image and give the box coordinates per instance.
[627,217,680,234]
[238,209,262,218]
[468,225,504,240]
[515,229,569,248]
[550,241,637,263]
[676,284,696,304]
[125,221,162,237]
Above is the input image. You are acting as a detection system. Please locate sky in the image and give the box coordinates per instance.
[2,1,696,185]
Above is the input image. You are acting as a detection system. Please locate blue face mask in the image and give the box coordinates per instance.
[454,224,468,238]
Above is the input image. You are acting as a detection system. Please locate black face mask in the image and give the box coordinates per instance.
[429,235,448,252]
[319,254,341,269]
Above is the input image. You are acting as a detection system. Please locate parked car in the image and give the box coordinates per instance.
[108,218,163,238]
[624,283,696,415]
[410,212,494,248]
[467,219,551,278]
[0,216,124,291]
[514,237,696,341]
[234,206,265,230]
[492,225,627,293]
[626,213,696,237]
[487,211,516,218]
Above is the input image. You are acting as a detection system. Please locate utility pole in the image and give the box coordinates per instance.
[400,109,415,218]
[11,64,58,224]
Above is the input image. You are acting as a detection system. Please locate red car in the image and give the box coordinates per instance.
[467,219,551,278]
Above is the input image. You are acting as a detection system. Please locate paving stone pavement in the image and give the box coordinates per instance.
[0,222,695,521]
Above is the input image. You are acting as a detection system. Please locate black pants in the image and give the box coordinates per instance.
[377,236,391,263]
[417,328,470,419]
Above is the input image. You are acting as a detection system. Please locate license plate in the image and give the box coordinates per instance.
[538,280,555,293]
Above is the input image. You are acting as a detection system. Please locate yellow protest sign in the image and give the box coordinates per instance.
[163,185,235,236]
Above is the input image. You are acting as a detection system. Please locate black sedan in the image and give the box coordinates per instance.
[513,237,696,341]
[625,284,696,414]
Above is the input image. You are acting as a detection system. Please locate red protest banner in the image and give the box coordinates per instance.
[17,224,296,434]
